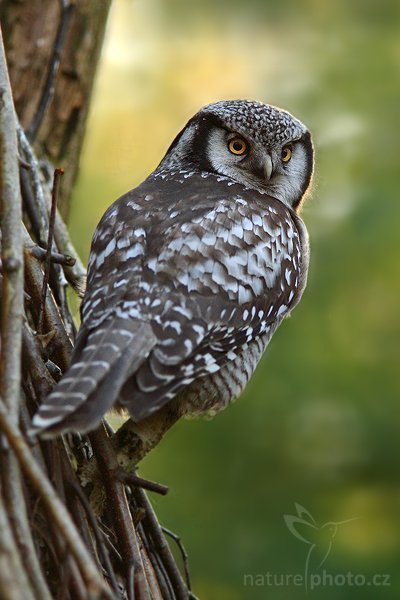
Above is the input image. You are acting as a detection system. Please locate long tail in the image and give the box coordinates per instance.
[31,317,155,437]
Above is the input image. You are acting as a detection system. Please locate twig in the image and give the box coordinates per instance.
[138,522,174,600]
[51,205,87,294]
[38,167,64,333]
[118,471,169,496]
[1,452,54,600]
[89,424,151,599]
[98,522,122,564]
[162,527,192,593]
[22,322,56,403]
[24,250,73,371]
[68,480,122,598]
[127,564,135,600]
[0,400,114,600]
[133,487,189,600]
[0,22,24,422]
[18,124,86,289]
[0,28,51,600]
[136,522,171,599]
[27,0,75,140]
[18,124,49,243]
[0,500,33,600]
[30,244,76,266]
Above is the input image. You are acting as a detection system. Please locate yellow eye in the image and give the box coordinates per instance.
[228,137,248,155]
[282,145,292,163]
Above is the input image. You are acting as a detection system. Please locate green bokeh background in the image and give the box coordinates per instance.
[70,1,400,598]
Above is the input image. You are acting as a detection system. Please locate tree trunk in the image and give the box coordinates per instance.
[0,4,193,599]
[1,0,111,218]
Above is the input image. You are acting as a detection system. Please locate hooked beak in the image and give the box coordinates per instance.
[263,154,273,180]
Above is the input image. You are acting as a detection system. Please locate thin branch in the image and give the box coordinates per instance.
[24,249,73,370]
[138,522,175,600]
[127,564,135,600]
[133,487,189,600]
[29,244,76,267]
[18,124,86,289]
[0,28,50,599]
[0,500,32,600]
[0,23,24,421]
[162,527,192,593]
[118,471,169,496]
[1,452,54,600]
[89,424,151,599]
[27,0,75,141]
[38,167,64,333]
[68,480,122,599]
[17,124,48,243]
[22,322,56,403]
[0,400,114,600]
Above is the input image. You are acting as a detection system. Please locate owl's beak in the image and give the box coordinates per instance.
[263,154,273,180]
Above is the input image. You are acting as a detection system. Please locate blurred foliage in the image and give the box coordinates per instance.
[70,0,400,597]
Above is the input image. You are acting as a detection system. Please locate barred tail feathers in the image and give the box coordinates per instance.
[31,318,155,437]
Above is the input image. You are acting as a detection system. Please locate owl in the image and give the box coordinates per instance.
[32,100,314,438]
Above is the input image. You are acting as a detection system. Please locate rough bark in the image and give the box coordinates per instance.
[1,0,112,218]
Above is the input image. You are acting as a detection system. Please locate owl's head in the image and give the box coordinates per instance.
[159,99,314,212]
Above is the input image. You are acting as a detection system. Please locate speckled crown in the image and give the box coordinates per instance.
[200,99,308,146]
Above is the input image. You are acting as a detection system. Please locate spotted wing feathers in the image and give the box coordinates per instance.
[32,171,308,436]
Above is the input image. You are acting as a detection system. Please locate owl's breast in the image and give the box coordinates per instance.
[178,328,276,417]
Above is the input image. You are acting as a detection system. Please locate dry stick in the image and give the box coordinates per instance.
[30,244,76,267]
[19,142,77,338]
[51,206,87,294]
[0,401,114,600]
[0,21,24,424]
[133,487,189,600]
[127,565,135,600]
[1,453,54,600]
[21,213,76,270]
[22,322,56,402]
[20,167,48,246]
[18,145,78,339]
[18,124,86,289]
[98,521,122,564]
[162,528,192,593]
[23,320,96,599]
[0,26,53,600]
[22,302,92,600]
[89,424,151,600]
[138,522,174,600]
[140,543,164,599]
[135,521,171,600]
[50,443,91,600]
[68,480,122,599]
[17,125,48,242]
[118,471,169,496]
[0,501,30,600]
[58,441,94,555]
[24,250,73,371]
[23,325,97,598]
[27,0,75,140]
[38,167,64,334]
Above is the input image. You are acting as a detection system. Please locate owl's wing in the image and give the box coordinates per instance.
[117,180,308,420]
[31,185,163,435]
[32,175,308,435]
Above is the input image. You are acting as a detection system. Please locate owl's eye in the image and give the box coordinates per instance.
[281,145,292,163]
[228,137,248,156]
